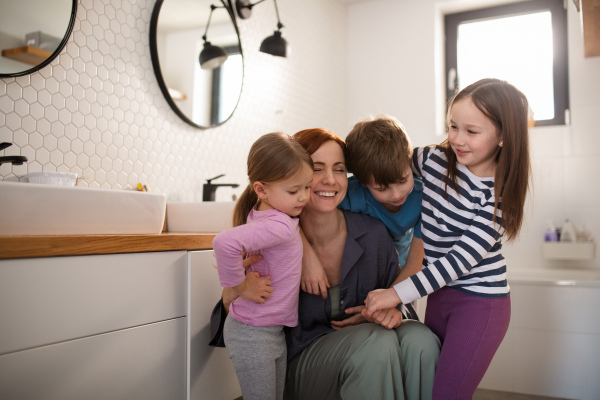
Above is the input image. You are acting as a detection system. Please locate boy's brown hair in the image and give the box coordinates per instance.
[345,115,412,187]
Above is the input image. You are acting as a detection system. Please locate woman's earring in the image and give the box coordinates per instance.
[499,140,503,147]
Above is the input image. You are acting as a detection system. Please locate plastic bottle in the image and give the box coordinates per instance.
[560,219,576,243]
[544,220,558,242]
[576,224,590,243]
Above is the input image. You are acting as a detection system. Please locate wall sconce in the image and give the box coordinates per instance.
[199,4,229,70]
[235,0,289,58]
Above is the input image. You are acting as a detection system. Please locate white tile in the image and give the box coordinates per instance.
[30,103,44,120]
[51,93,66,110]
[76,152,90,169]
[63,151,76,168]
[22,87,38,104]
[35,147,50,166]
[44,106,59,123]
[0,95,14,114]
[14,99,29,118]
[21,116,36,134]
[6,82,22,101]
[50,150,64,167]
[43,134,57,152]
[28,132,44,150]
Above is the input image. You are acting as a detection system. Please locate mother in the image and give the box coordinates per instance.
[217,128,440,400]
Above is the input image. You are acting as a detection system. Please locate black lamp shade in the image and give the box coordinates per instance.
[199,41,228,69]
[260,31,288,58]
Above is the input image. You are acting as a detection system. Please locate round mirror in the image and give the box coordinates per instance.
[0,0,77,78]
[150,0,243,128]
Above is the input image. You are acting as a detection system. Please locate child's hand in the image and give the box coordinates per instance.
[232,271,273,304]
[361,307,403,330]
[363,288,402,318]
[300,230,330,299]
[301,255,329,299]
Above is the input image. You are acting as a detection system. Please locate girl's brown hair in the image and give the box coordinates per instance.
[293,128,346,156]
[443,78,531,242]
[232,132,313,227]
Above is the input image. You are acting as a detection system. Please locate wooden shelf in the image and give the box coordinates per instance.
[1,46,52,65]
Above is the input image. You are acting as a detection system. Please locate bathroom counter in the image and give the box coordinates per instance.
[0,233,216,259]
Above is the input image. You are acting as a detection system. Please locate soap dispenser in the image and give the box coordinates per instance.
[544,220,558,242]
[560,219,576,243]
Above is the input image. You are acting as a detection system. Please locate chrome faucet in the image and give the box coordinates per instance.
[202,174,239,201]
[0,142,28,166]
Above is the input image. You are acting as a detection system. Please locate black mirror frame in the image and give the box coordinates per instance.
[149,0,243,129]
[0,0,78,78]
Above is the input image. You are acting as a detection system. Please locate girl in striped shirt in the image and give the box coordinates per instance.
[364,78,531,399]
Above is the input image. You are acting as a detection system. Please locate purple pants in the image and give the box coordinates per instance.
[425,287,511,400]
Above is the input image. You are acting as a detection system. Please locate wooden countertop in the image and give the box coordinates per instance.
[0,233,216,259]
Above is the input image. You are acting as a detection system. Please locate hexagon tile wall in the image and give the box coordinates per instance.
[0,0,348,201]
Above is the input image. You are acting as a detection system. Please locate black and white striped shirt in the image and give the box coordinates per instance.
[394,146,509,303]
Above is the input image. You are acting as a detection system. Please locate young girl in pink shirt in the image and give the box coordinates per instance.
[213,132,313,400]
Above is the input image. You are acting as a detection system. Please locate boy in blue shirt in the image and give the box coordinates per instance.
[340,115,423,277]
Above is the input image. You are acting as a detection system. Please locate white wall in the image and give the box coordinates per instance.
[2,0,598,270]
[0,0,348,202]
[347,0,600,270]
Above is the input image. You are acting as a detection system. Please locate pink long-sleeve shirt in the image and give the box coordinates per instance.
[213,207,302,327]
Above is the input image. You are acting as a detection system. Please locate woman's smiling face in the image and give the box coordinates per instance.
[306,140,348,213]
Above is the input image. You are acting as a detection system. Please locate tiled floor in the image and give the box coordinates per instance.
[474,389,571,400]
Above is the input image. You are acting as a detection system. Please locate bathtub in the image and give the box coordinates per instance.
[479,267,600,399]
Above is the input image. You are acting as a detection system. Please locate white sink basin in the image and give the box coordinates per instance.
[166,202,235,233]
[0,181,167,236]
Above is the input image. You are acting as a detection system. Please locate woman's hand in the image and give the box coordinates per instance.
[232,271,273,304]
[330,305,368,330]
[300,230,330,299]
[222,254,270,312]
[362,308,403,330]
[363,288,402,318]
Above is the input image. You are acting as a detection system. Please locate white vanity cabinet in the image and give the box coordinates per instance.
[188,250,241,400]
[0,251,188,400]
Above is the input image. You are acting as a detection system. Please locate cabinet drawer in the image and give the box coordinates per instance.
[189,250,241,400]
[0,251,187,355]
[0,318,186,400]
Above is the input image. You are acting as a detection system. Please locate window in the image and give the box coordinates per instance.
[193,44,242,126]
[445,0,569,126]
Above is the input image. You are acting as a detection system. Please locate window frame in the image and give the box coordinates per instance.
[444,0,569,126]
[209,44,242,126]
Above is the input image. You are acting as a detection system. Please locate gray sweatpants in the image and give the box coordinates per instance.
[224,315,287,400]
